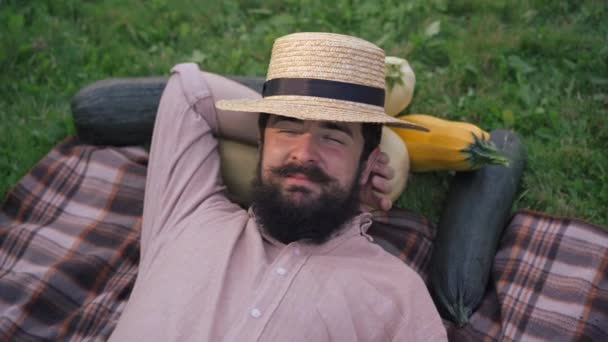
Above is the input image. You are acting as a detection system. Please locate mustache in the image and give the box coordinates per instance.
[270,163,333,185]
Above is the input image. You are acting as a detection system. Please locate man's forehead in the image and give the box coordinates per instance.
[267,115,359,134]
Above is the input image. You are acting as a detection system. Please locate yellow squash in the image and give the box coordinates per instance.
[390,114,509,172]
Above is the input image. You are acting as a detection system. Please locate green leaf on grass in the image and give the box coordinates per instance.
[593,94,607,102]
[502,110,515,127]
[431,0,448,12]
[508,55,536,75]
[425,20,441,38]
[590,77,608,86]
[189,49,206,64]
[8,14,24,33]
[247,8,272,16]
[178,23,191,39]
[269,13,295,28]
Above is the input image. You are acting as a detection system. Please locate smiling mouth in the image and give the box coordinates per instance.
[283,174,317,190]
[281,173,320,196]
[286,173,310,181]
[270,163,332,185]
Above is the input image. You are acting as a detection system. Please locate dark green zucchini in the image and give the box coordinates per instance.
[428,129,526,326]
[71,75,265,146]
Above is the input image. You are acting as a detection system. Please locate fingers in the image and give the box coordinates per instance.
[376,151,390,164]
[359,151,396,212]
[379,197,392,211]
[362,192,393,212]
[359,185,393,212]
[371,175,391,194]
[371,152,395,180]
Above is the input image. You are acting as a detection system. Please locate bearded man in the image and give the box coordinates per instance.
[110,32,446,341]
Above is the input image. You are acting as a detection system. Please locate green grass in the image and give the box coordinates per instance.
[1,0,607,226]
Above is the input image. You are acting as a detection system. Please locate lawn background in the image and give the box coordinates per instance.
[1,0,607,226]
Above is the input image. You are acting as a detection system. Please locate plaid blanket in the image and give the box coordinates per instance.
[1,137,607,341]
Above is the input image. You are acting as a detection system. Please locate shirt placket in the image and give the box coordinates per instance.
[224,243,310,341]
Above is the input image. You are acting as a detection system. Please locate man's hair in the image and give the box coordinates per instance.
[257,113,382,161]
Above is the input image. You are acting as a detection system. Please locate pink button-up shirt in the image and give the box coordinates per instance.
[109,63,447,341]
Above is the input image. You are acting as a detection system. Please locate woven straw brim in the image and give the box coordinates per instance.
[215,95,426,130]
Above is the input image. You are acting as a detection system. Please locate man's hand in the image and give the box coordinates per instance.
[360,151,395,212]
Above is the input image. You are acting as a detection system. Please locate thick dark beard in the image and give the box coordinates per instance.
[251,161,363,245]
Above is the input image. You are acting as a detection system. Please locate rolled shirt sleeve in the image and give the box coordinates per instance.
[140,63,227,258]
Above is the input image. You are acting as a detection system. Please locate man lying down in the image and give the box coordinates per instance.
[109,32,447,341]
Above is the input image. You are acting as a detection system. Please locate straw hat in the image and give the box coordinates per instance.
[215,32,425,130]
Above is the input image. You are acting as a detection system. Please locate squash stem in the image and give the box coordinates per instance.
[461,132,510,168]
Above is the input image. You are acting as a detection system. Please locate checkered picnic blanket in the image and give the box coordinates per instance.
[1,137,607,341]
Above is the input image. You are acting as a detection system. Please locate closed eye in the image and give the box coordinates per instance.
[323,135,345,145]
[279,129,299,135]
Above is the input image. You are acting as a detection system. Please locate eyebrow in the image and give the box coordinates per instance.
[270,116,353,138]
[320,121,353,138]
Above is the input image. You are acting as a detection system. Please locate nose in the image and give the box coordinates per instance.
[290,133,320,164]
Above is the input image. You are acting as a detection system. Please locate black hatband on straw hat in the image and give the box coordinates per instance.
[262,78,385,107]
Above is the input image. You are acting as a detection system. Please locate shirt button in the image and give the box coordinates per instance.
[249,308,262,318]
[275,267,287,276]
